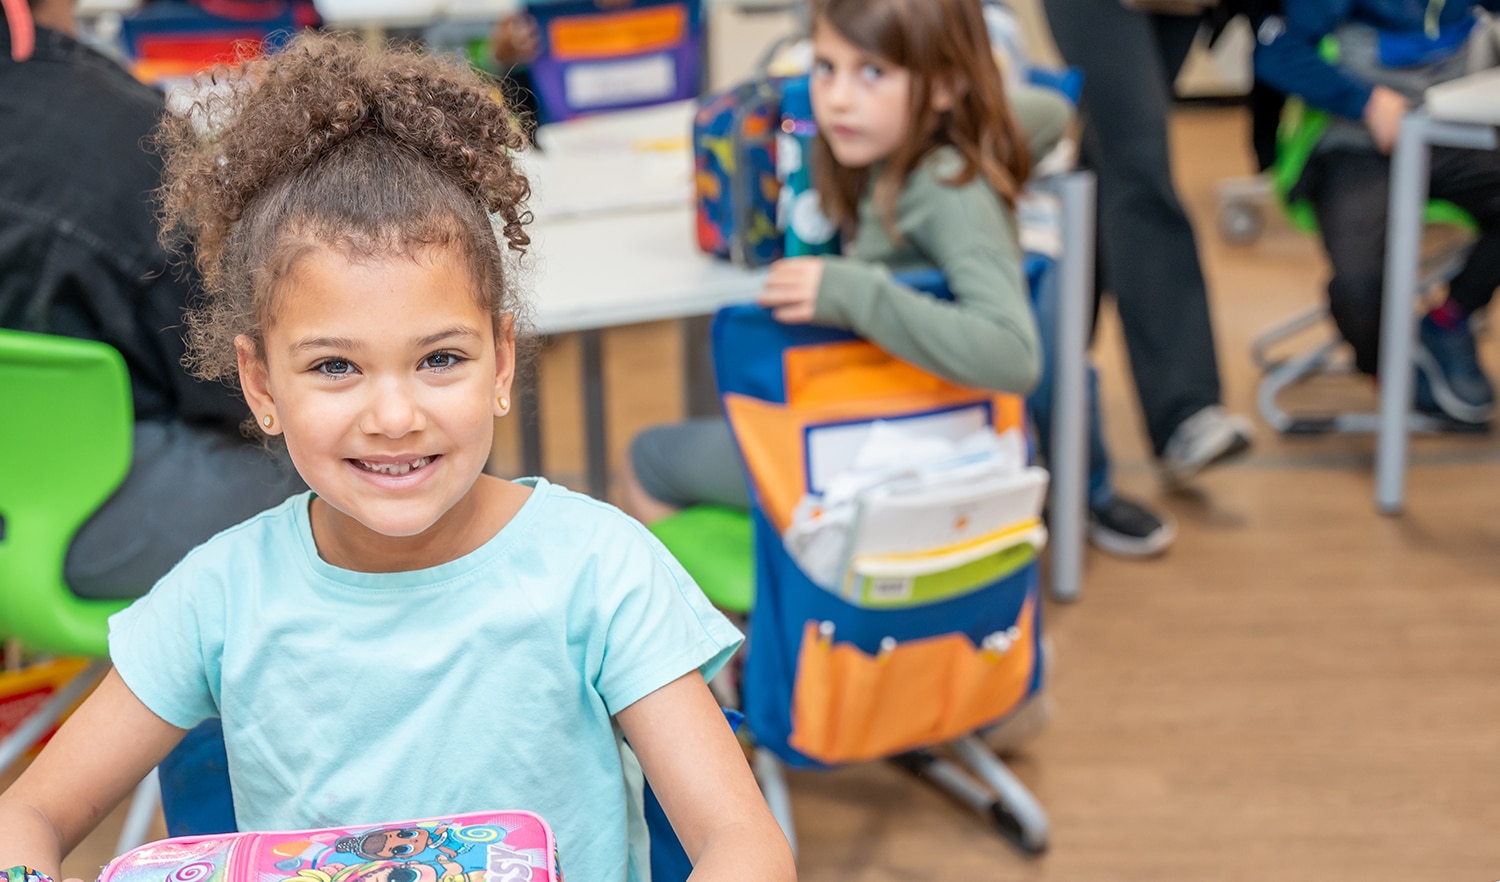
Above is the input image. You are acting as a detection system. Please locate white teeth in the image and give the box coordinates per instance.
[359,457,432,475]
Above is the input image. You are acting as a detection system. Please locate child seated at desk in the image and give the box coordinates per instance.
[0,33,792,882]
[624,0,1175,559]
[1256,0,1500,426]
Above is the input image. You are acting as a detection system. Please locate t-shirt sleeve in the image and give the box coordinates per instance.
[107,557,224,730]
[591,517,745,717]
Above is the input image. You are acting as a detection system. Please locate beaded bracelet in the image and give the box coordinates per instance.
[2,866,55,882]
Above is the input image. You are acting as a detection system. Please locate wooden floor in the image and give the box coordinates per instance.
[38,106,1500,881]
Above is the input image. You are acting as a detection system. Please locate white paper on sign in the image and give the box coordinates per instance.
[564,54,677,109]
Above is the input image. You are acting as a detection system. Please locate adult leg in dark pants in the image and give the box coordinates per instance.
[1041,0,1250,480]
[1306,146,1500,423]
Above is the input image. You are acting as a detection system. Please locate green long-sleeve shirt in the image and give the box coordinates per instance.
[810,86,1069,395]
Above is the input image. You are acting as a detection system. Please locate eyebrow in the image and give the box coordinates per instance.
[289,327,482,354]
[291,336,359,354]
[415,326,483,348]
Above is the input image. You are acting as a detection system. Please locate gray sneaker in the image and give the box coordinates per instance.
[1160,405,1253,485]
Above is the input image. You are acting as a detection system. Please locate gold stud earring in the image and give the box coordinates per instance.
[498,395,510,412]
[262,414,274,429]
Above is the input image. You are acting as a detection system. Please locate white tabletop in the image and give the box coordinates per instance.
[1424,67,1500,126]
[525,208,765,334]
[521,101,766,335]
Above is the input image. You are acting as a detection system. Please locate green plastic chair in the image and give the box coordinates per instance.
[0,329,163,855]
[1272,97,1475,236]
[648,505,755,615]
[0,328,135,656]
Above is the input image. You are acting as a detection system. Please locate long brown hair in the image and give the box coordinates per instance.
[811,0,1031,237]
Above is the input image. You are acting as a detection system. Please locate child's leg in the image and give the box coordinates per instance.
[1428,147,1500,319]
[622,418,749,524]
[1305,149,1391,378]
[1028,263,1173,556]
[1418,146,1500,421]
[1027,260,1116,511]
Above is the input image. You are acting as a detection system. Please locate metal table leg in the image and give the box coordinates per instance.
[1049,171,1095,603]
[1375,113,1431,516]
[1374,113,1498,514]
[581,328,610,500]
[682,314,723,419]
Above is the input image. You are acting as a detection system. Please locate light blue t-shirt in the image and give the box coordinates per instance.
[109,477,744,882]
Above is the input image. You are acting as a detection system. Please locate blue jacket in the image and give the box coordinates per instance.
[1255,0,1500,121]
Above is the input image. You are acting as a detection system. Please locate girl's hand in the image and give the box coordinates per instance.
[757,257,825,324]
[491,13,539,67]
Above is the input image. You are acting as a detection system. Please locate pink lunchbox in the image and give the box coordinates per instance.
[96,812,561,882]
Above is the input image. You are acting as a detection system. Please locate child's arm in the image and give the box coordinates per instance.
[615,673,795,882]
[1008,85,1071,168]
[763,163,1040,395]
[1253,3,1373,123]
[0,671,187,879]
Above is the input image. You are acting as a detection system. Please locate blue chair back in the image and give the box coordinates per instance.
[710,304,1047,770]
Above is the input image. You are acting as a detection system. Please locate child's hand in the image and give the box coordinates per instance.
[491,13,539,67]
[1362,85,1409,154]
[758,257,824,324]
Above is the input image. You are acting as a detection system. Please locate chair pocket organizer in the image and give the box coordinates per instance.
[788,580,1039,765]
[714,306,1047,768]
[97,811,559,882]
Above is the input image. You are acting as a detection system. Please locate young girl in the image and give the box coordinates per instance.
[624,0,1066,522]
[0,34,793,882]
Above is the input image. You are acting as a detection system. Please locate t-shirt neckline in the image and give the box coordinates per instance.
[290,476,550,591]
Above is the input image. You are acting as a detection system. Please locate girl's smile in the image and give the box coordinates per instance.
[351,454,438,479]
[237,243,521,571]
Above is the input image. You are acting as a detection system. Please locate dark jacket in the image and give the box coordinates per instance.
[1254,0,1500,122]
[0,22,245,428]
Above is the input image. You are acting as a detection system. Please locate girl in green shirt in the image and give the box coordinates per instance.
[626,0,1172,556]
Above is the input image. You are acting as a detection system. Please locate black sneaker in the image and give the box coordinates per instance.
[1416,314,1494,424]
[1088,496,1176,558]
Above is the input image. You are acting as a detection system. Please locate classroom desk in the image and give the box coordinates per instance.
[1375,104,1499,514]
[523,102,1094,602]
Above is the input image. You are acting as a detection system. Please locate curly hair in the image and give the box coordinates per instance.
[156,32,534,384]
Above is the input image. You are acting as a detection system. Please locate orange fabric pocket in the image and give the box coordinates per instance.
[788,597,1036,764]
